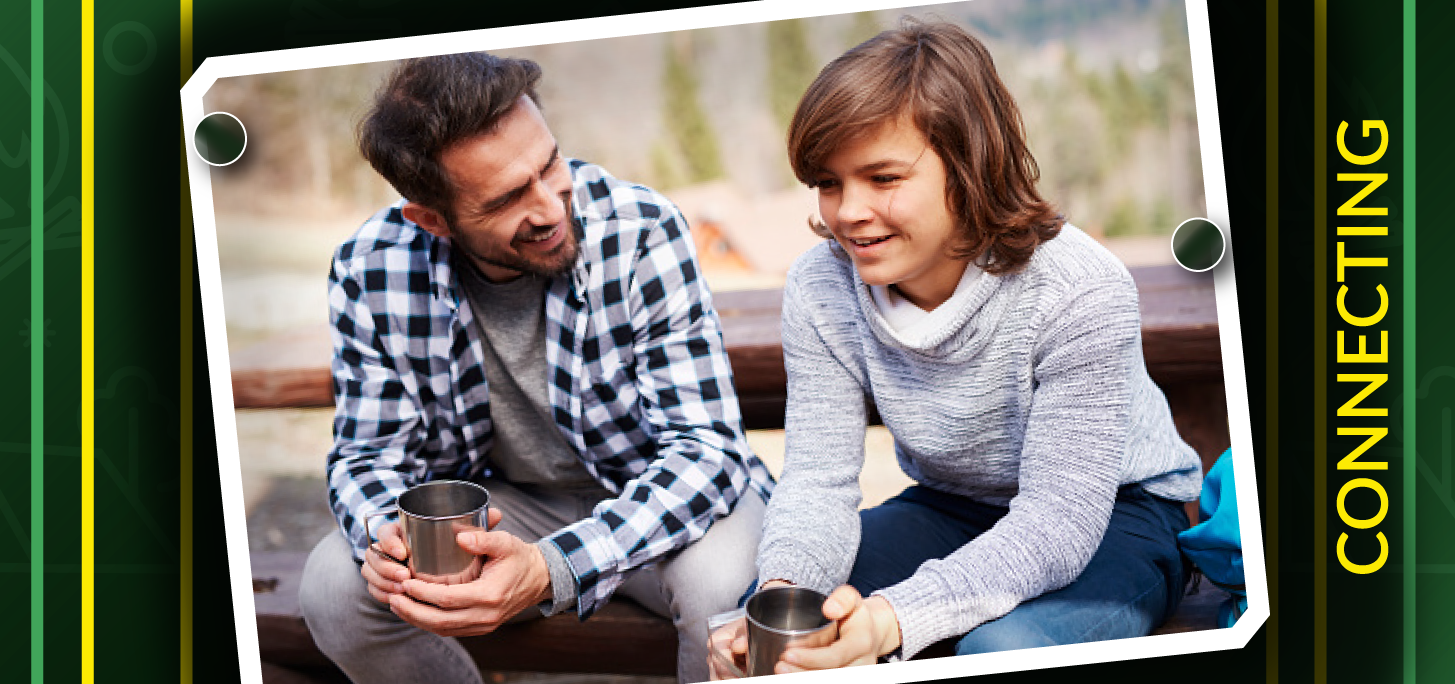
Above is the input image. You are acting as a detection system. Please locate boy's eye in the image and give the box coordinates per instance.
[871,174,902,184]
[813,178,840,190]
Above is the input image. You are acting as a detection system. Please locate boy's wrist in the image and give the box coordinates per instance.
[864,595,902,657]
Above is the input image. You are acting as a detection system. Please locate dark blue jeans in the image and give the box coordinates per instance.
[848,484,1190,655]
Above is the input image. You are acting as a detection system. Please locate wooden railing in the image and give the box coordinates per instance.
[232,264,1227,459]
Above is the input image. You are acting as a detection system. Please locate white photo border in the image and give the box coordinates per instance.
[180,1,1266,682]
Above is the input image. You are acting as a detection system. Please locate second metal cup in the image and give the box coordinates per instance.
[744,586,836,676]
[365,480,491,585]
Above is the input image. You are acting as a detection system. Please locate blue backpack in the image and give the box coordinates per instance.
[1176,449,1247,627]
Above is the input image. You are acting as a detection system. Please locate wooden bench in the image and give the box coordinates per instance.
[238,264,1233,682]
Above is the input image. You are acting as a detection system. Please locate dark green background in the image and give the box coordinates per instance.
[1,0,1451,682]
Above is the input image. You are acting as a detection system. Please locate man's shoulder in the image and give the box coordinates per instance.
[333,200,439,272]
[568,159,682,234]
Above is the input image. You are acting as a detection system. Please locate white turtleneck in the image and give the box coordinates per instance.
[867,260,982,346]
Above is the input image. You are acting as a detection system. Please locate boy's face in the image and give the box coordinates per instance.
[812,115,968,310]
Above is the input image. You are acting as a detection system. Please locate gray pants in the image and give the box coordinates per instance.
[300,478,766,684]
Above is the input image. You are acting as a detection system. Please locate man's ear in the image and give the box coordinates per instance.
[401,202,452,238]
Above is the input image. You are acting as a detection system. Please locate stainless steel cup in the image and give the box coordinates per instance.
[708,586,837,678]
[745,587,836,676]
[364,480,491,585]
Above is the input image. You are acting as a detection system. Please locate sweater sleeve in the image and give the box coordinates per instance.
[877,277,1140,658]
[755,270,870,594]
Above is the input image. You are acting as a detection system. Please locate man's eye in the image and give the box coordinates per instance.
[482,194,517,215]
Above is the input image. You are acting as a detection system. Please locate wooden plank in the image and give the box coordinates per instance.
[250,550,678,677]
[253,547,1221,677]
[251,552,335,670]
[458,601,676,676]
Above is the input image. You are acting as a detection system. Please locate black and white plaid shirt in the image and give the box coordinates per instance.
[326,159,775,617]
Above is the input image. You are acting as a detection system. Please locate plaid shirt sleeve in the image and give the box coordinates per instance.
[543,191,766,617]
[324,241,423,562]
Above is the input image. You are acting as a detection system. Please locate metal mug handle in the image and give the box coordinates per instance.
[363,508,408,567]
[706,608,748,679]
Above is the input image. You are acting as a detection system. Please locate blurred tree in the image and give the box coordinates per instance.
[843,11,883,50]
[767,18,817,130]
[650,139,686,191]
[662,33,725,185]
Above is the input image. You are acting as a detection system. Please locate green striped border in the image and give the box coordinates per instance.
[1402,0,1416,682]
[29,0,44,681]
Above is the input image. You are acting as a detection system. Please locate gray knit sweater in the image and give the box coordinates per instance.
[756,226,1203,658]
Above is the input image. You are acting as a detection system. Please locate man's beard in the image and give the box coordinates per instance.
[450,215,581,279]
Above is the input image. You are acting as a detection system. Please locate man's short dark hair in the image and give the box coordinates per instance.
[358,53,542,220]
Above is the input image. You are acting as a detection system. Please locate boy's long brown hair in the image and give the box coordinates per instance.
[788,20,1063,275]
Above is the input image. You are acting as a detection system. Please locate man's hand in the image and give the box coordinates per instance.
[361,522,412,604]
[775,585,902,674]
[361,507,504,605]
[388,525,553,637]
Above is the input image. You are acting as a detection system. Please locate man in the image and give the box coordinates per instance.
[298,52,774,684]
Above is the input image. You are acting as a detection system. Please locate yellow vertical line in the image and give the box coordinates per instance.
[1313,1,1328,683]
[1266,0,1279,682]
[81,0,96,682]
[180,2,195,683]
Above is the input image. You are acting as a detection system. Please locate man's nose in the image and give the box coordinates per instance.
[524,176,568,227]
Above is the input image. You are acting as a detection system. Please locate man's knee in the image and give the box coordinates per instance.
[300,532,375,655]
[659,493,765,621]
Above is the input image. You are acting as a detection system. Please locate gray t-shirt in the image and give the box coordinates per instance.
[457,261,599,491]
[457,259,599,616]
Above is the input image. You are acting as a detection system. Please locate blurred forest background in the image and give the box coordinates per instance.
[208,1,1210,631]
[207,0,1206,351]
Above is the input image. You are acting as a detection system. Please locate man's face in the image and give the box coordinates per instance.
[405,96,578,282]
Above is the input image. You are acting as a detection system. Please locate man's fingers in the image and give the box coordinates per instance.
[487,508,503,529]
[366,549,411,584]
[400,578,480,610]
[381,537,409,561]
[456,529,517,556]
[366,583,395,605]
[361,561,404,594]
[375,523,410,560]
[389,592,490,634]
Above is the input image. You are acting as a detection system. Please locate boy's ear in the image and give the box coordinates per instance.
[401,202,451,238]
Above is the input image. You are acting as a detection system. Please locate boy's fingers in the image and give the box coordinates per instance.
[781,642,853,671]
[823,585,863,620]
